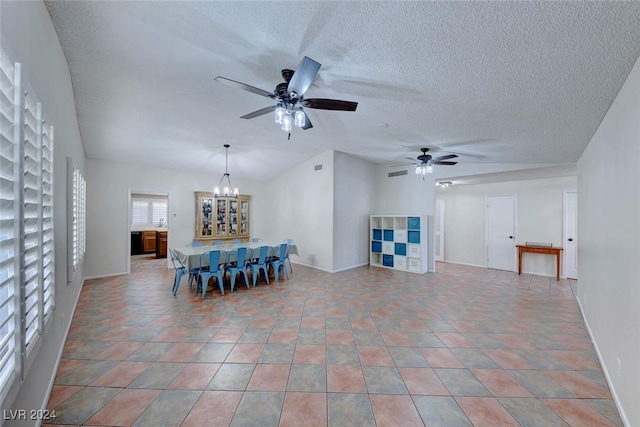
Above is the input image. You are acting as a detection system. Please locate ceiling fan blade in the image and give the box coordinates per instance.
[214,76,275,99]
[302,98,358,111]
[433,154,458,161]
[301,112,313,130]
[240,105,276,119]
[404,157,418,162]
[287,56,321,98]
[432,161,458,165]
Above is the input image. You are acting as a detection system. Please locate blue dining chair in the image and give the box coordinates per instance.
[187,241,202,247]
[233,238,241,243]
[197,250,227,299]
[267,243,289,282]
[170,248,200,295]
[249,237,263,242]
[282,239,295,274]
[214,240,223,245]
[225,247,250,292]
[248,246,270,286]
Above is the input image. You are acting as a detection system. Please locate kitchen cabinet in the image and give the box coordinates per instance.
[195,192,250,242]
[142,230,156,253]
[156,230,167,258]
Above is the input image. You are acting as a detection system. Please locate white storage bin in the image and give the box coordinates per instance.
[408,257,422,272]
[407,244,421,257]
[394,229,407,243]
[382,242,394,254]
[394,256,407,270]
[370,253,382,266]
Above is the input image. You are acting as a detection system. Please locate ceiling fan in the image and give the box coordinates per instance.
[214,56,358,136]
[402,147,458,175]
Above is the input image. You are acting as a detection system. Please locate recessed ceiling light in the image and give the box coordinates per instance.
[377,123,389,128]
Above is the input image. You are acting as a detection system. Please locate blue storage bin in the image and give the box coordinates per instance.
[372,229,382,241]
[395,243,406,256]
[408,217,420,230]
[383,254,394,267]
[371,241,382,253]
[408,230,420,244]
[383,229,394,241]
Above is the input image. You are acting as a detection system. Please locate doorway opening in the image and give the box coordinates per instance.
[127,190,170,274]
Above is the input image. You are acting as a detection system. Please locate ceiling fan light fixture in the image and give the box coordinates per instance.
[275,103,285,124]
[415,160,433,175]
[215,144,239,198]
[281,114,292,132]
[294,107,305,128]
[437,181,452,188]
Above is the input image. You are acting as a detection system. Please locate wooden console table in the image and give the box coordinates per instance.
[516,245,563,281]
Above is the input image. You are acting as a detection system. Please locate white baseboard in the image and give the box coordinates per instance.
[576,296,629,427]
[441,260,486,269]
[39,277,86,422]
[84,271,128,280]
[289,260,369,274]
[332,262,369,273]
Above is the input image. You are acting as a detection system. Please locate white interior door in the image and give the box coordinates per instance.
[563,190,578,279]
[434,199,444,262]
[486,194,516,271]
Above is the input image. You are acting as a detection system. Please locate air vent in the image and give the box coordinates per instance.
[388,170,408,177]
[314,164,323,171]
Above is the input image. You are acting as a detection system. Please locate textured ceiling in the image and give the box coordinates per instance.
[45,1,640,181]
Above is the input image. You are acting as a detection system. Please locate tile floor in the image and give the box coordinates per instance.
[44,255,623,426]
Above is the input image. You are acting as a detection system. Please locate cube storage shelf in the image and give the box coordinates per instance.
[370,215,428,274]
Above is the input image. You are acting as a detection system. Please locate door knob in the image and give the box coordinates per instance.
[509,236,514,239]
[568,238,573,242]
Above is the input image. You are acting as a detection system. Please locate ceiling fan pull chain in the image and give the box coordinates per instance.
[288,132,291,141]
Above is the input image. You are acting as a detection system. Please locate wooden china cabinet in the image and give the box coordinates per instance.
[194,191,250,243]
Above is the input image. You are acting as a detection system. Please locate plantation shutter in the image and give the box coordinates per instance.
[22,95,42,356]
[0,52,21,403]
[41,121,54,321]
[132,200,148,225]
[152,201,167,224]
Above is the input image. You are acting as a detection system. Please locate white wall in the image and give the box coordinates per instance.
[0,0,87,420]
[435,176,577,276]
[260,150,335,271]
[85,159,265,277]
[333,152,376,272]
[578,55,640,427]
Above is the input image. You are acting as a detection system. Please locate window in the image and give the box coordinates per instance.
[1,49,55,407]
[131,196,167,228]
[68,162,85,273]
[152,202,167,224]
[131,201,149,225]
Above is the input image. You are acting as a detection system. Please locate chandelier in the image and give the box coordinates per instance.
[274,102,306,132]
[214,144,239,198]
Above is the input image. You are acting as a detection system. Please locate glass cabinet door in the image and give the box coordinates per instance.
[229,199,238,235]
[240,199,249,235]
[216,199,227,236]
[200,196,213,237]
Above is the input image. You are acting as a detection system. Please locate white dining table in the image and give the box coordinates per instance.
[173,241,298,270]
